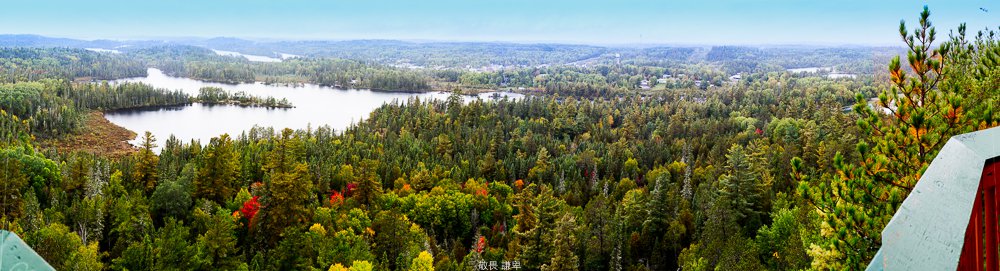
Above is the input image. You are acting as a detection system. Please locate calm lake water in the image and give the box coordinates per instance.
[786,67,831,73]
[105,68,522,151]
[211,49,283,62]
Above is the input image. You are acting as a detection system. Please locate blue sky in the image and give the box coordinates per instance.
[0,0,995,45]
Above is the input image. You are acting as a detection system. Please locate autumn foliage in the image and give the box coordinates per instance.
[240,196,261,224]
[329,191,344,206]
[476,236,487,253]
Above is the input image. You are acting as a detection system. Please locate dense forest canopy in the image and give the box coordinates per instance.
[0,7,998,271]
[0,47,147,82]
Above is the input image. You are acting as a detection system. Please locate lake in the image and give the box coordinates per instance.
[211,49,283,62]
[105,68,523,151]
[827,73,857,79]
[786,67,831,73]
[85,48,122,54]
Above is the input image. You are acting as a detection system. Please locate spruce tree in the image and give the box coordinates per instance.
[132,131,159,194]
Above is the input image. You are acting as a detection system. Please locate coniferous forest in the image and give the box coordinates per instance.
[1,6,999,271]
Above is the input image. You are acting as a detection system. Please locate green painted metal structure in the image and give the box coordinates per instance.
[0,230,54,271]
[867,126,1000,270]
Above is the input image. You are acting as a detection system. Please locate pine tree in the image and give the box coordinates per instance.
[194,209,244,270]
[151,219,198,270]
[527,147,550,182]
[542,214,579,271]
[641,171,678,269]
[718,144,764,233]
[255,128,313,247]
[862,5,960,190]
[354,159,383,208]
[798,6,996,268]
[513,184,562,269]
[194,133,240,204]
[696,194,741,269]
[372,210,418,270]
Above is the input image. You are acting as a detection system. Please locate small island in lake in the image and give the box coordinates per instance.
[195,86,293,108]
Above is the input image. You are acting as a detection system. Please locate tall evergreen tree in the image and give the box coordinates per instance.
[513,184,562,270]
[151,219,198,270]
[799,6,998,268]
[255,128,313,247]
[718,144,765,233]
[194,209,245,270]
[133,131,159,194]
[194,133,240,204]
[641,171,678,269]
[542,214,579,271]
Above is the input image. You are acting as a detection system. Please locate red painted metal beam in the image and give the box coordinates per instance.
[959,190,983,270]
[990,160,1000,271]
[986,185,997,271]
[977,191,985,271]
[958,159,1000,271]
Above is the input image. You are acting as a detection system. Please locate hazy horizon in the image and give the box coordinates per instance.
[0,33,918,48]
[0,0,996,46]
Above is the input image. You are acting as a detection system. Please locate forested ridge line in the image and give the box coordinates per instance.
[2,38,898,96]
